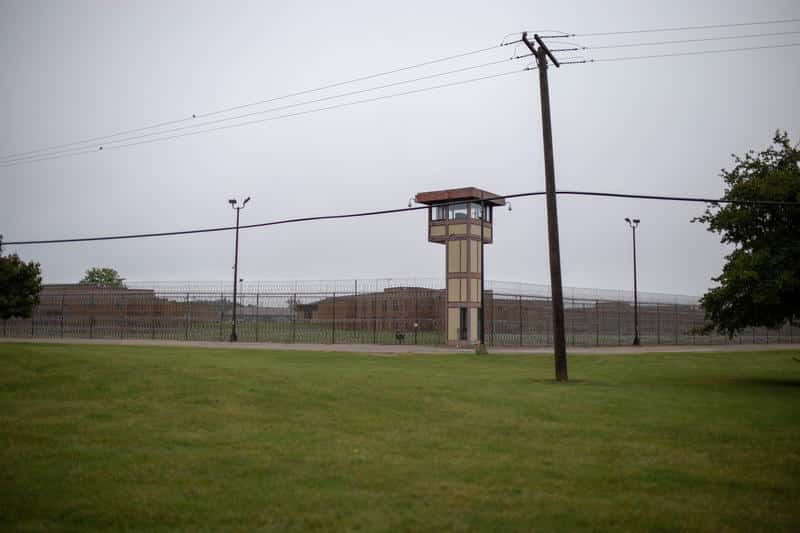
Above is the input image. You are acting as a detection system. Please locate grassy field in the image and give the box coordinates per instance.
[1,343,798,531]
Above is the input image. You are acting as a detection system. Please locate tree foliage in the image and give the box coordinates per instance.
[694,131,800,336]
[0,241,43,320]
[80,267,126,288]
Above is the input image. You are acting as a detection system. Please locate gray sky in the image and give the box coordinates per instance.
[2,0,799,297]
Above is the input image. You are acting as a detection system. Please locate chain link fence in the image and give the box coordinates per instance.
[2,279,796,346]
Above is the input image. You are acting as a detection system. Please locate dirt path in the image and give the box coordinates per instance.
[1,337,797,355]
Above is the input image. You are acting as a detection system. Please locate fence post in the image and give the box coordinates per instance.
[219,292,224,341]
[331,292,336,344]
[674,304,678,344]
[60,295,65,338]
[31,306,35,337]
[414,289,418,345]
[491,292,495,346]
[570,297,575,346]
[254,293,260,343]
[617,300,621,345]
[595,300,599,346]
[518,295,523,346]
[373,291,377,344]
[543,299,549,346]
[151,296,156,340]
[185,293,190,341]
[111,296,125,339]
[89,294,95,339]
[656,304,661,345]
[292,293,297,343]
[123,296,128,340]
[354,280,358,344]
[109,295,116,339]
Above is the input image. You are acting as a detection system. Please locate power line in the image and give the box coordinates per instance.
[1,68,533,167]
[4,190,797,246]
[4,20,798,166]
[581,29,800,50]
[556,191,800,205]
[566,17,800,38]
[0,44,503,163]
[588,42,800,63]
[2,55,532,166]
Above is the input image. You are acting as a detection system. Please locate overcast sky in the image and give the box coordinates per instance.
[2,0,799,297]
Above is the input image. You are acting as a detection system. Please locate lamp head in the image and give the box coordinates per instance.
[228,199,236,206]
[633,219,640,224]
[507,201,512,212]
[243,197,251,206]
[624,217,631,224]
[408,197,414,208]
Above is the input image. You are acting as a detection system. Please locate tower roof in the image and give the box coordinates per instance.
[414,187,505,206]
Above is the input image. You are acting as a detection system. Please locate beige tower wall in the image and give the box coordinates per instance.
[447,308,459,342]
[470,279,480,303]
[469,308,478,342]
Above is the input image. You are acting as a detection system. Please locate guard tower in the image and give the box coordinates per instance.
[414,187,505,346]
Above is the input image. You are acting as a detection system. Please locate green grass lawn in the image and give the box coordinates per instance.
[1,343,798,531]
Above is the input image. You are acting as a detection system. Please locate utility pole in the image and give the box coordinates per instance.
[228,196,251,342]
[522,32,568,382]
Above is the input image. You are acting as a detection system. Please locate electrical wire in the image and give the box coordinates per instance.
[568,17,800,38]
[587,42,800,63]
[1,68,533,168]
[0,44,503,163]
[3,190,797,246]
[2,54,532,166]
[3,20,798,165]
[582,29,800,50]
[556,191,800,205]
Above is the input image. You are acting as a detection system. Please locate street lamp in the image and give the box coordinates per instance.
[229,196,250,342]
[624,217,641,346]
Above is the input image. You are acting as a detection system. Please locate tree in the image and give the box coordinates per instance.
[80,267,126,288]
[0,238,43,320]
[694,131,800,337]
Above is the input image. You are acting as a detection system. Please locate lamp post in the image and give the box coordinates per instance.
[228,197,250,342]
[624,217,641,346]
[477,199,511,354]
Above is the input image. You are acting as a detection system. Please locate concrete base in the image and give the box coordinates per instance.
[448,341,478,349]
[475,343,489,355]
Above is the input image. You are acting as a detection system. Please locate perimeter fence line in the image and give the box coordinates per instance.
[2,278,795,346]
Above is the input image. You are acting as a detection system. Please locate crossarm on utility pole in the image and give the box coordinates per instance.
[533,34,560,67]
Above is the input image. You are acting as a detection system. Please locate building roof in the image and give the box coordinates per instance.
[41,284,156,296]
[414,187,506,206]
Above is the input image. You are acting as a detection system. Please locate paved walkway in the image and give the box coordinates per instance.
[0,337,797,355]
